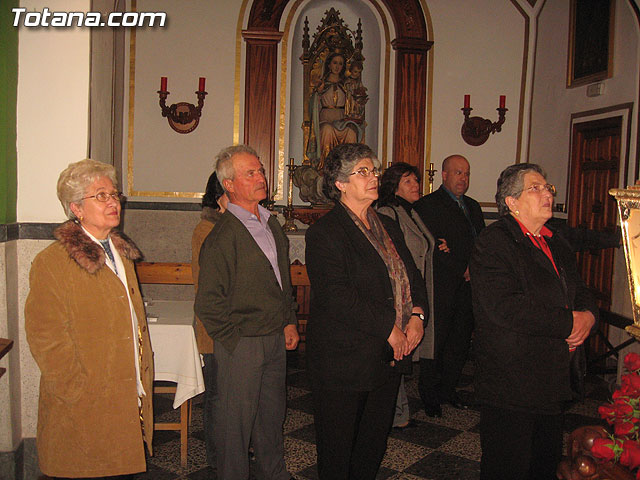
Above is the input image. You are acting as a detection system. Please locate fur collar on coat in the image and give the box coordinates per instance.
[54,220,142,274]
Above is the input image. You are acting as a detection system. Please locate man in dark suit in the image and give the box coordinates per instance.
[413,154,485,417]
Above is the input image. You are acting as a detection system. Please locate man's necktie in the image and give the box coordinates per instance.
[457,199,477,238]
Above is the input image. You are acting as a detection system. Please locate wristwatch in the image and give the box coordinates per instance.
[411,312,425,321]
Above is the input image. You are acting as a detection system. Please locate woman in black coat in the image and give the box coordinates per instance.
[306,143,427,479]
[469,163,597,480]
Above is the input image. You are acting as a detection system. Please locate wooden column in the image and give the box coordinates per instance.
[391,38,432,174]
[241,30,283,193]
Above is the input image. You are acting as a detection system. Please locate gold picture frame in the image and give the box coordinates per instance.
[567,0,615,88]
[610,186,640,341]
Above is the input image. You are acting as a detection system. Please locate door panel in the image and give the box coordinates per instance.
[568,117,622,359]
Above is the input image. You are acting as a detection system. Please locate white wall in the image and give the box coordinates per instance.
[127,0,240,198]
[424,0,526,204]
[530,0,639,198]
[16,0,91,223]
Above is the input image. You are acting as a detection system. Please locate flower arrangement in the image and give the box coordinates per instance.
[591,352,640,478]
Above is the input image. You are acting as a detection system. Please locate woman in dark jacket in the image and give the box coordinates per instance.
[306,143,427,479]
[470,163,597,480]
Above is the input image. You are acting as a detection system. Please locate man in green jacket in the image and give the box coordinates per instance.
[195,144,299,480]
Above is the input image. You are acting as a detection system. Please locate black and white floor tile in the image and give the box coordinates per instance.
[133,352,611,480]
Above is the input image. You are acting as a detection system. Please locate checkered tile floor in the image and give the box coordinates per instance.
[133,352,611,479]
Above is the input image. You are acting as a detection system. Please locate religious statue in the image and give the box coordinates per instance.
[295,9,367,205]
[306,52,367,171]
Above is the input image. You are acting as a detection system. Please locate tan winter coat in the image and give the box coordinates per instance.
[25,220,154,477]
[191,206,222,354]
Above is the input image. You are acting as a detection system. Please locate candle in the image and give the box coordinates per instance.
[160,76,167,91]
[499,95,506,109]
[199,77,206,91]
[464,94,470,109]
[429,162,434,172]
[287,158,294,206]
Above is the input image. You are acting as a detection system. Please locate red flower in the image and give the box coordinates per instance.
[620,441,640,470]
[622,373,640,395]
[600,404,618,420]
[625,353,640,372]
[591,437,617,461]
[615,421,638,437]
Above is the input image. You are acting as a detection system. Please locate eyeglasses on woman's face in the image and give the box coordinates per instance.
[82,191,125,202]
[350,166,381,178]
[520,183,556,196]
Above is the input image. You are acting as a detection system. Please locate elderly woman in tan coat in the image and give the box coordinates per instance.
[25,159,153,479]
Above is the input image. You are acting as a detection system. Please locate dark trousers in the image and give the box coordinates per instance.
[202,352,216,467]
[312,373,401,480]
[419,281,473,403]
[211,334,289,480]
[480,405,563,480]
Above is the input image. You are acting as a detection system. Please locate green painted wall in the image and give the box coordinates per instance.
[0,1,18,224]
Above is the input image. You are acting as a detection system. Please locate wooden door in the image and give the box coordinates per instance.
[567,116,622,357]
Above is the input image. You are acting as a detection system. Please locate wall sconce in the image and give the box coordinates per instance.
[460,95,507,146]
[157,77,207,134]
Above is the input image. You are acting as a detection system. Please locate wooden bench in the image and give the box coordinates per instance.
[135,261,194,468]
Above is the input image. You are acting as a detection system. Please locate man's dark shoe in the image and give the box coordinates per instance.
[443,392,470,410]
[423,402,442,417]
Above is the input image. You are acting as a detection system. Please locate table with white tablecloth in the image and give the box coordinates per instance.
[146,300,205,409]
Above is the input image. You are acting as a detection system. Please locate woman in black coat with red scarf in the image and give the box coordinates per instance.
[470,163,597,480]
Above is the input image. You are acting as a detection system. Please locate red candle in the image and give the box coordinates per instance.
[464,94,470,109]
[199,77,206,91]
[160,76,167,91]
[499,95,506,108]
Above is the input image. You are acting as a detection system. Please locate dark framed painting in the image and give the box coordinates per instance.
[567,0,615,88]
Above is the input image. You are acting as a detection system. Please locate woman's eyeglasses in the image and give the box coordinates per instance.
[520,183,556,196]
[82,192,125,202]
[350,167,381,178]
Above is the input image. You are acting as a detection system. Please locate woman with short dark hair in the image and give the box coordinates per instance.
[470,163,597,479]
[306,144,427,478]
[377,162,442,425]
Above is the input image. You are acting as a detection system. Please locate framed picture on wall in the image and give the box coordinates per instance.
[566,0,615,88]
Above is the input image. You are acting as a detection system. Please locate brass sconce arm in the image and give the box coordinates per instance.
[157,77,207,134]
[460,95,508,146]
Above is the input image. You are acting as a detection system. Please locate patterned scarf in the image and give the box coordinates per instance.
[343,203,413,329]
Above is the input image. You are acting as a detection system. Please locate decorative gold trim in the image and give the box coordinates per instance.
[131,190,203,198]
[513,0,529,165]
[368,0,392,167]
[126,0,225,199]
[420,0,434,194]
[234,0,250,145]
[126,0,136,197]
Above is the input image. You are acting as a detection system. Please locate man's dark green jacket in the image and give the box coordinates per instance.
[194,210,297,354]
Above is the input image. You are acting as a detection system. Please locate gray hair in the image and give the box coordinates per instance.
[56,159,118,220]
[495,163,546,216]
[322,143,380,201]
[214,145,259,191]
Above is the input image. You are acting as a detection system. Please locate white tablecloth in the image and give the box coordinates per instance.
[146,300,205,409]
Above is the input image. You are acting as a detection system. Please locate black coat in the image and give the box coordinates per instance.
[469,215,597,413]
[305,202,428,391]
[413,186,485,320]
